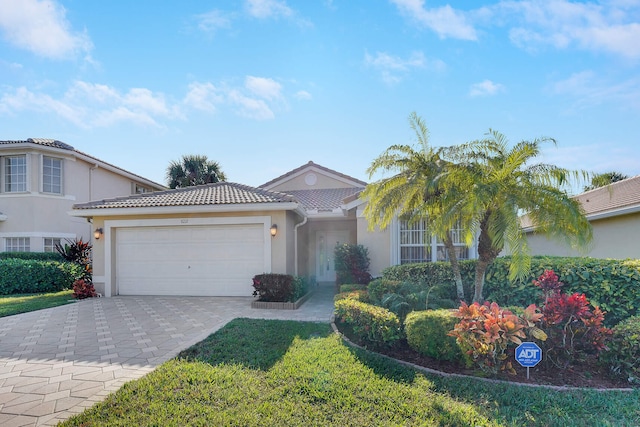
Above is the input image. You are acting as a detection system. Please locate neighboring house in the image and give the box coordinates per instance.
[524,175,640,259]
[0,138,165,253]
[71,161,479,297]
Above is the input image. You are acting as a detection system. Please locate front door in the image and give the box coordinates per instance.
[316,231,349,282]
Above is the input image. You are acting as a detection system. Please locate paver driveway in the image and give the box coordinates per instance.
[0,285,335,426]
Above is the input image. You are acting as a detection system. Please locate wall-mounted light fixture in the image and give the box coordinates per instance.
[270,224,278,237]
[94,228,103,240]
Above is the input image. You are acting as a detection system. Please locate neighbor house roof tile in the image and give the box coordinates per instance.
[73,182,297,210]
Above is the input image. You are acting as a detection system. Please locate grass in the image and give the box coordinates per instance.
[0,289,75,317]
[61,318,640,427]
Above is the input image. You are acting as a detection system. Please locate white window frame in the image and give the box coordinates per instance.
[42,156,63,195]
[43,237,61,253]
[5,237,30,252]
[395,218,474,265]
[3,155,28,193]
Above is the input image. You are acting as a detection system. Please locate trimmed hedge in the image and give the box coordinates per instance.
[334,298,402,346]
[404,310,463,363]
[601,315,640,384]
[334,290,369,303]
[383,257,640,326]
[367,279,402,304]
[0,259,83,294]
[339,284,368,293]
[0,252,63,261]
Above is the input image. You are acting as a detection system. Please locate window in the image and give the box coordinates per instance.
[133,183,151,194]
[43,156,62,194]
[44,238,61,253]
[399,219,470,264]
[5,237,30,252]
[4,155,27,192]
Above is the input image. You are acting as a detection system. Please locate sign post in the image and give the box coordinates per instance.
[515,342,542,379]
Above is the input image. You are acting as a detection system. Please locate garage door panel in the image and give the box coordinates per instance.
[116,224,266,296]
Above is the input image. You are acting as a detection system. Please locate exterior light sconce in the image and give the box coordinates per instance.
[94,228,103,240]
[270,224,278,237]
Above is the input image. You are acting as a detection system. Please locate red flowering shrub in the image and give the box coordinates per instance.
[449,301,546,376]
[72,279,97,299]
[534,269,611,369]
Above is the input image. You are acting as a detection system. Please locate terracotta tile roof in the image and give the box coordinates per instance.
[0,138,165,189]
[285,188,364,211]
[574,175,640,216]
[260,161,367,188]
[521,175,640,229]
[73,182,297,210]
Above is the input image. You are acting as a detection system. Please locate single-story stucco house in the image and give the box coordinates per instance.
[524,175,640,259]
[71,161,477,297]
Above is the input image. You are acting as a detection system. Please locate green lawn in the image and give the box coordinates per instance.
[61,318,639,427]
[0,289,75,317]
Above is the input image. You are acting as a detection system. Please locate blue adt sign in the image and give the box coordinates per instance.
[515,342,542,368]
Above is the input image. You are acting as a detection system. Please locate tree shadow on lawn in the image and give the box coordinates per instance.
[176,318,333,371]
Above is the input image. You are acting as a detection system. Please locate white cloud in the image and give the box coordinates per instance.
[552,70,640,110]
[245,76,283,100]
[365,50,443,84]
[183,82,224,113]
[0,0,92,59]
[498,0,640,59]
[245,0,293,19]
[389,0,478,40]
[228,89,275,120]
[469,79,505,97]
[294,90,312,100]
[195,10,232,34]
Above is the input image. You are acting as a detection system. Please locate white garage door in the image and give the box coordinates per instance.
[116,224,266,296]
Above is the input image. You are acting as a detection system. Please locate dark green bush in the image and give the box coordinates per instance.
[291,276,310,301]
[382,257,640,326]
[334,244,372,285]
[334,298,402,346]
[367,279,402,304]
[0,259,83,294]
[600,315,640,384]
[404,310,463,363]
[252,273,294,302]
[339,284,368,293]
[0,252,63,261]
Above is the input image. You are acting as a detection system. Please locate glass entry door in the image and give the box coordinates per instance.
[316,231,349,282]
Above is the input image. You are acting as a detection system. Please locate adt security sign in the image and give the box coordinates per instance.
[516,342,542,379]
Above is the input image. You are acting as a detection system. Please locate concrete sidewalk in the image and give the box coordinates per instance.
[0,285,335,426]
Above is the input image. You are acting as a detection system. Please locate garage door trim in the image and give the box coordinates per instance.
[102,216,272,297]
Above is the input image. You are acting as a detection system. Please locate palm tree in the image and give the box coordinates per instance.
[449,130,592,302]
[584,171,629,191]
[362,113,471,301]
[166,155,227,189]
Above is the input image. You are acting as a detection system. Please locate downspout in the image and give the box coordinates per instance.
[294,216,308,276]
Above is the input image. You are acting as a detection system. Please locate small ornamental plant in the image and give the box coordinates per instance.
[533,269,612,369]
[72,279,97,299]
[449,301,546,376]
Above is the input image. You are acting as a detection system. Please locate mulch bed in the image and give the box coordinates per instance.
[334,321,633,390]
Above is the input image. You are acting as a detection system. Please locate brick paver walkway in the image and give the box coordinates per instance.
[0,285,335,426]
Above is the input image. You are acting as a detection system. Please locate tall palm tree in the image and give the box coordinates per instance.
[449,130,592,302]
[166,155,227,189]
[362,113,471,301]
[584,171,629,191]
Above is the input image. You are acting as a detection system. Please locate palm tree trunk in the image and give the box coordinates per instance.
[473,259,490,303]
[473,211,501,303]
[444,231,465,302]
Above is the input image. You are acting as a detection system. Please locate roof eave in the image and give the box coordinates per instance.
[69,202,303,218]
[522,203,640,233]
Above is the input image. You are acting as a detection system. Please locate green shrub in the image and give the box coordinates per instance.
[334,244,372,285]
[600,315,640,384]
[0,252,63,261]
[334,298,402,346]
[0,259,83,294]
[367,278,402,304]
[334,290,369,303]
[291,276,310,301]
[339,284,368,293]
[252,273,295,302]
[405,310,463,363]
[383,257,640,326]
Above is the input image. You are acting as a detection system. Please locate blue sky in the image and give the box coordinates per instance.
[1,0,639,190]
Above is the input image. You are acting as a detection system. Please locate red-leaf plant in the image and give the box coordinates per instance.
[533,269,611,369]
